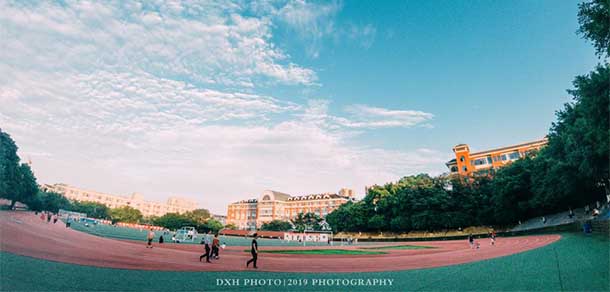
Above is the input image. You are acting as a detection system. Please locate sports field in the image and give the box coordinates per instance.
[68,220,345,247]
[1,211,608,291]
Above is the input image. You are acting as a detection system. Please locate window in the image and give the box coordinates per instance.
[462,166,468,172]
[473,158,488,166]
[508,151,520,160]
[501,154,508,161]
[486,156,493,164]
[460,156,465,162]
[262,195,271,201]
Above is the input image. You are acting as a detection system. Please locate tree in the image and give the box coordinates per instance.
[27,191,72,213]
[261,220,293,231]
[200,218,223,234]
[184,208,211,224]
[291,212,323,232]
[153,213,196,230]
[577,0,610,58]
[224,223,237,230]
[0,129,38,209]
[0,129,19,201]
[110,206,142,223]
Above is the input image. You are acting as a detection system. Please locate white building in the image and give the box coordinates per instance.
[42,183,197,217]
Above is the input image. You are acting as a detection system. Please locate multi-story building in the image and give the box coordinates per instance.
[42,183,198,217]
[226,189,355,230]
[212,214,227,225]
[446,137,548,176]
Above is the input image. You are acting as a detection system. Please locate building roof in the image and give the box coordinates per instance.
[445,158,457,166]
[266,190,291,201]
[287,193,344,201]
[469,137,548,157]
[232,198,258,204]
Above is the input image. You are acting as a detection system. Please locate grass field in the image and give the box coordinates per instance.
[247,249,386,255]
[362,245,432,250]
[1,232,608,291]
[67,221,376,247]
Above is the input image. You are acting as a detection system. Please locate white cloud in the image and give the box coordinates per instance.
[0,1,443,214]
[276,0,377,57]
[0,1,316,86]
[341,104,434,128]
[346,23,377,49]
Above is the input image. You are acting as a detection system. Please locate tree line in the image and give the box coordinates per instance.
[259,212,325,232]
[327,0,609,233]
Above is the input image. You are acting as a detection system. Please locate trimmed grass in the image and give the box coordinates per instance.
[246,249,386,255]
[1,233,608,291]
[362,245,433,250]
[67,221,350,247]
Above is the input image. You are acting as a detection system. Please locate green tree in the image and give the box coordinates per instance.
[291,212,323,232]
[200,218,223,234]
[224,223,237,230]
[488,158,535,225]
[261,220,293,231]
[153,213,196,230]
[110,206,143,223]
[577,0,610,58]
[184,208,211,224]
[27,191,72,213]
[0,130,38,209]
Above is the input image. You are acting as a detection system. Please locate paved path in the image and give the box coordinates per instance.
[0,211,560,272]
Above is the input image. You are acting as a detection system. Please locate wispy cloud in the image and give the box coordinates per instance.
[1,1,442,214]
[345,23,377,49]
[341,104,434,128]
[276,0,377,57]
[0,1,316,86]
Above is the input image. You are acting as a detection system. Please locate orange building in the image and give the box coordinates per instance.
[226,189,355,230]
[446,137,548,176]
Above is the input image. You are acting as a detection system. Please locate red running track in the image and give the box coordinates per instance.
[0,212,560,272]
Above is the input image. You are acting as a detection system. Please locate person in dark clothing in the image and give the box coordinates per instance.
[159,235,164,244]
[199,231,212,263]
[212,234,220,259]
[246,233,258,269]
[468,234,474,249]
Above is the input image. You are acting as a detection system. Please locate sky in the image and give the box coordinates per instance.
[0,0,599,215]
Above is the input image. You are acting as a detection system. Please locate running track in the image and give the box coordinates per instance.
[0,212,560,272]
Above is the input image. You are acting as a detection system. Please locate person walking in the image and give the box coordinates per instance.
[146,229,154,248]
[246,233,259,269]
[468,233,474,249]
[212,234,220,259]
[199,230,212,263]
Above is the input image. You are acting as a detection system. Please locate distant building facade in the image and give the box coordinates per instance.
[42,183,197,217]
[212,214,227,225]
[446,137,548,176]
[226,189,355,230]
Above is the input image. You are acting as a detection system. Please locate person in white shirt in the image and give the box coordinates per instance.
[199,231,213,263]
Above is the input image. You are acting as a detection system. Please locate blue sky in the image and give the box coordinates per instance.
[0,0,597,214]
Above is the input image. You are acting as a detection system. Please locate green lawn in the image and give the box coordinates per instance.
[1,233,608,291]
[247,249,386,255]
[362,245,433,250]
[68,221,353,247]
